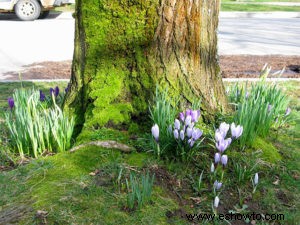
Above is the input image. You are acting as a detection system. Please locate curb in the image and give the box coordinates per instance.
[220,12,300,18]
[223,78,300,82]
[54,12,300,20]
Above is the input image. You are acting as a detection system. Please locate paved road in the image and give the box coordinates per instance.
[218,17,300,55]
[0,13,74,78]
[0,13,299,79]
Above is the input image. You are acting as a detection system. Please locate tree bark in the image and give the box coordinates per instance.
[64,0,228,135]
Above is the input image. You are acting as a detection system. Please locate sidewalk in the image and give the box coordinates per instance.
[224,2,300,6]
[220,11,300,18]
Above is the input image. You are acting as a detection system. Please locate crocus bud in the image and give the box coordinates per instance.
[174,129,179,139]
[7,97,14,109]
[185,115,192,126]
[191,110,199,122]
[221,155,228,166]
[211,163,215,173]
[50,88,54,96]
[231,123,243,139]
[214,153,221,164]
[151,124,159,142]
[54,86,59,97]
[214,196,220,208]
[245,91,249,99]
[174,119,181,130]
[179,112,185,121]
[65,83,70,93]
[216,138,230,153]
[186,127,193,138]
[254,173,259,185]
[192,128,202,140]
[180,130,185,141]
[40,90,45,102]
[188,138,195,147]
[214,180,222,190]
[186,109,192,116]
[219,122,229,138]
[215,130,223,143]
[285,107,291,116]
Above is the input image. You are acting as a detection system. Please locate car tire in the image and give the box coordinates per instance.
[39,10,50,19]
[15,0,41,21]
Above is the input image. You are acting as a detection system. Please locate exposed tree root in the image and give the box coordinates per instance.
[69,140,134,153]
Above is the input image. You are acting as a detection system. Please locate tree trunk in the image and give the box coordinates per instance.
[64,0,228,135]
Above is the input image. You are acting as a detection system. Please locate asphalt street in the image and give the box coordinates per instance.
[218,17,300,55]
[0,13,299,79]
[0,13,74,78]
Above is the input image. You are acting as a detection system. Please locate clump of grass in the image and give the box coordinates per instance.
[126,171,155,210]
[149,85,178,157]
[229,69,290,147]
[4,88,74,158]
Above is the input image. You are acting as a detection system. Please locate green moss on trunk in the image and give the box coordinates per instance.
[64,0,227,136]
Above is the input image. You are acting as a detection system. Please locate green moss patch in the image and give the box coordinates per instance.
[252,137,282,163]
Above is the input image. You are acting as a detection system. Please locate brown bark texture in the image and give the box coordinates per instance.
[63,0,227,134]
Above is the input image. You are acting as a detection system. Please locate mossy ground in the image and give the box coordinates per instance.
[0,81,299,224]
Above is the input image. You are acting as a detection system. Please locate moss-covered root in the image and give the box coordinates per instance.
[69,140,134,153]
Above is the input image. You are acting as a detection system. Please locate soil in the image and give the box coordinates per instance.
[220,55,300,78]
[1,55,299,80]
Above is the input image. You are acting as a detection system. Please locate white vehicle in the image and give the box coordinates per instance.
[0,0,73,21]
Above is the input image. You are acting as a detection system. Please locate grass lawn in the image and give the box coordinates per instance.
[221,3,300,11]
[0,81,299,224]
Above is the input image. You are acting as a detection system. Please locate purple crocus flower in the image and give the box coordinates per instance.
[214,180,222,190]
[185,115,192,126]
[173,129,179,139]
[65,83,70,93]
[179,112,185,122]
[215,130,224,143]
[151,124,159,142]
[285,107,291,116]
[186,127,193,138]
[221,155,228,166]
[186,109,192,116]
[214,196,220,208]
[214,153,221,164]
[180,130,185,141]
[216,138,231,153]
[40,90,45,102]
[188,138,195,147]
[191,110,200,122]
[245,91,249,99]
[50,87,54,96]
[7,97,14,109]
[54,86,59,97]
[219,122,229,138]
[254,173,259,185]
[211,163,215,173]
[174,119,180,130]
[231,123,243,139]
[192,128,202,140]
